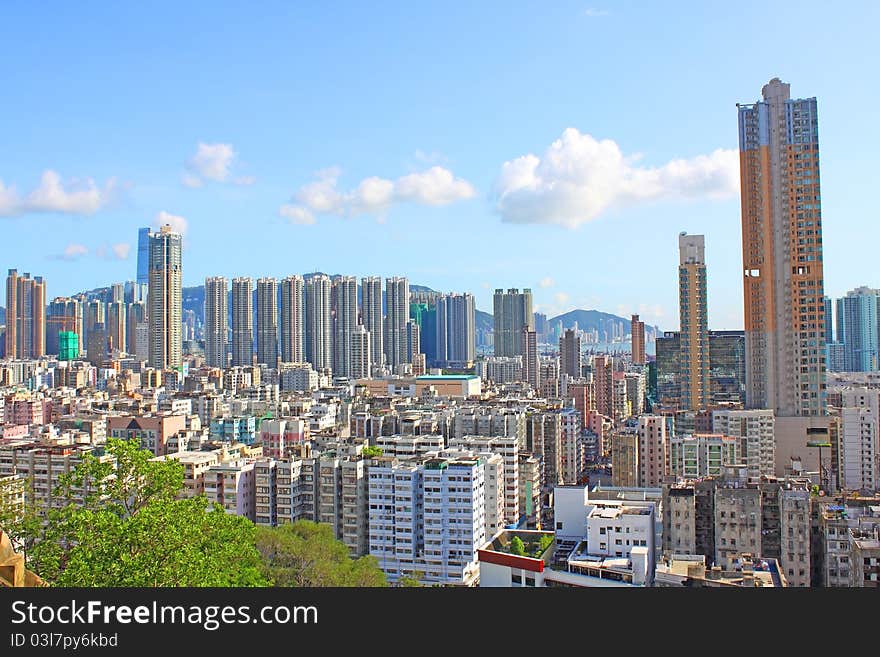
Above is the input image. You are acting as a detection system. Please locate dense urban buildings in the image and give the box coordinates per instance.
[4,75,880,591]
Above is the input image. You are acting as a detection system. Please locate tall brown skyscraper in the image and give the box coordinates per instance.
[631,314,646,365]
[738,78,825,416]
[5,269,46,359]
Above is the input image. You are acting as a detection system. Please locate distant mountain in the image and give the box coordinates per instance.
[476,309,492,332]
[548,309,629,332]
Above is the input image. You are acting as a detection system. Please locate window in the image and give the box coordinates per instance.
[556,522,563,530]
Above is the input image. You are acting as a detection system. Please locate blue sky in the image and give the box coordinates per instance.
[1,1,877,330]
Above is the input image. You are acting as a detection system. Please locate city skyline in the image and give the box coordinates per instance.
[2,2,879,330]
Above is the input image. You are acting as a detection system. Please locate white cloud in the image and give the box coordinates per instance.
[183,142,254,187]
[554,292,571,306]
[111,243,131,260]
[539,277,555,288]
[152,210,188,237]
[280,165,476,222]
[494,128,738,228]
[279,205,316,225]
[584,8,610,17]
[181,173,203,189]
[0,170,117,217]
[57,243,89,260]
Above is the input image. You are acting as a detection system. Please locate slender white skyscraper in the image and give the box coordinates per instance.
[332,276,358,377]
[361,276,384,368]
[350,323,371,379]
[231,277,254,367]
[147,225,182,369]
[280,275,304,363]
[204,276,228,368]
[256,277,278,366]
[384,277,410,369]
[305,275,332,371]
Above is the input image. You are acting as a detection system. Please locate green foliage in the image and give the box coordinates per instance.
[0,438,264,587]
[361,446,384,459]
[256,520,387,587]
[536,534,553,556]
[509,536,526,556]
[59,437,185,518]
[57,497,266,587]
[397,570,425,587]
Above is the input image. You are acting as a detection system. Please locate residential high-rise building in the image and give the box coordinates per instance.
[106,301,126,354]
[839,406,878,491]
[410,301,438,365]
[708,330,746,406]
[559,328,581,378]
[4,270,46,360]
[84,299,104,348]
[384,277,410,368]
[46,297,82,356]
[678,233,709,411]
[493,288,534,357]
[837,287,880,372]
[231,277,254,367]
[638,415,667,487]
[436,293,475,366]
[127,301,146,357]
[305,274,332,371]
[256,277,278,366]
[331,276,358,377]
[522,328,538,389]
[280,275,304,364]
[136,226,150,287]
[738,78,826,416]
[361,276,384,368]
[204,277,228,368]
[147,225,183,370]
[350,324,371,379]
[592,355,614,418]
[824,297,834,344]
[712,409,775,480]
[631,314,646,365]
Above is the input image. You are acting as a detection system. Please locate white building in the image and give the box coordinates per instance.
[368,454,486,586]
[448,435,519,524]
[204,459,256,521]
[712,409,775,479]
[840,406,877,491]
[669,434,739,479]
[279,362,318,392]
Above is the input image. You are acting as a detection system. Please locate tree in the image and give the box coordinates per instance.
[0,438,266,586]
[509,536,526,556]
[256,520,387,587]
[361,446,384,459]
[57,497,266,587]
[397,570,425,587]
